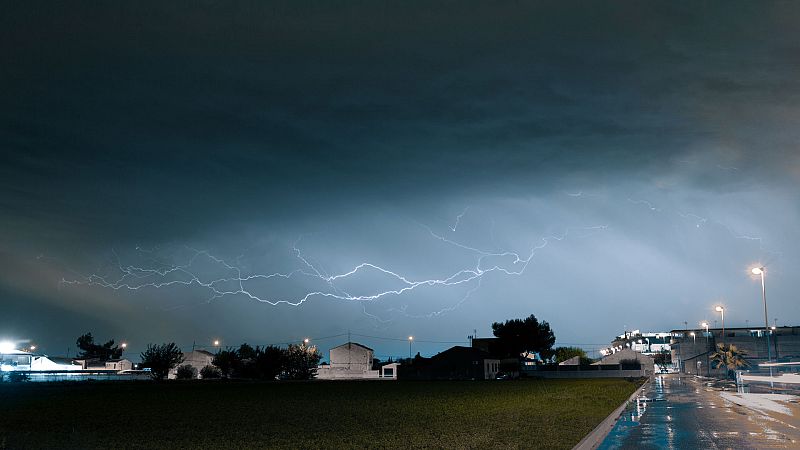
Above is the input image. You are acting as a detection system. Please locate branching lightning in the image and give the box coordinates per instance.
[60,218,609,320]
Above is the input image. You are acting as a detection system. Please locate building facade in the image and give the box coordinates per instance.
[670,326,800,376]
[317,342,396,379]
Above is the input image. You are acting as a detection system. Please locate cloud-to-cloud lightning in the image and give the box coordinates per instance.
[61,218,609,319]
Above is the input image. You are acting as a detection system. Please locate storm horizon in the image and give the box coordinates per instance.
[2,1,799,359]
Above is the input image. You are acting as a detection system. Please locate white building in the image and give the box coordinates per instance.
[1,350,82,372]
[105,359,133,371]
[317,342,397,380]
[601,330,672,357]
[168,349,215,379]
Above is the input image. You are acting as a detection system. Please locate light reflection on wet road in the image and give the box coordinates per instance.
[598,374,800,449]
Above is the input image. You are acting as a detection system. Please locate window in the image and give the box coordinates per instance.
[383,368,393,377]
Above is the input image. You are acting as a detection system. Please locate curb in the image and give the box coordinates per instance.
[572,377,651,450]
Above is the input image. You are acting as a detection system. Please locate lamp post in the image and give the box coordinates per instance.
[701,321,710,376]
[701,322,709,346]
[715,306,725,346]
[752,267,772,367]
[408,336,414,358]
[690,332,696,344]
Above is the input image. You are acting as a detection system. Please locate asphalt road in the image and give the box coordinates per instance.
[598,374,800,449]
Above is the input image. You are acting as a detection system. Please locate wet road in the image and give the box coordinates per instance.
[598,374,800,449]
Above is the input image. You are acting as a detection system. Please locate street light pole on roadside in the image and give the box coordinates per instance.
[752,267,774,384]
[715,306,725,346]
[408,336,414,358]
[701,321,710,376]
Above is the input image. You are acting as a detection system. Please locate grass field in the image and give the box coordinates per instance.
[0,378,642,449]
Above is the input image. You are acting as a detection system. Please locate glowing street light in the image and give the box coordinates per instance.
[30,345,37,351]
[303,338,310,345]
[690,332,696,344]
[715,306,725,345]
[121,343,128,350]
[701,322,709,347]
[213,340,220,347]
[408,336,414,358]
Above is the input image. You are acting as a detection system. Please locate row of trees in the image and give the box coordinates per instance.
[138,342,322,381]
[73,333,322,381]
[490,315,596,365]
[205,343,321,380]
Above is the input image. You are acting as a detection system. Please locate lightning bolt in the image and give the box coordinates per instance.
[627,198,660,211]
[448,207,469,232]
[60,220,610,320]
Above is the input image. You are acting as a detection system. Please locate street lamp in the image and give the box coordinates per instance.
[303,338,310,345]
[715,306,725,345]
[701,322,709,346]
[408,336,414,358]
[121,343,128,350]
[30,345,37,351]
[690,332,696,344]
[751,267,772,364]
[213,339,220,347]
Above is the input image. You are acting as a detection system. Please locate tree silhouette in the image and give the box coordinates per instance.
[491,314,556,359]
[76,332,123,361]
[140,343,184,380]
[710,343,749,379]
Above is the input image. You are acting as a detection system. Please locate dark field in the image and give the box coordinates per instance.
[0,378,641,449]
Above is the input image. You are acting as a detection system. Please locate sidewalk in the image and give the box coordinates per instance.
[598,374,800,449]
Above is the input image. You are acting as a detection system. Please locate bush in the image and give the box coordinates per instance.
[618,358,642,369]
[7,372,30,382]
[175,364,197,380]
[200,365,222,379]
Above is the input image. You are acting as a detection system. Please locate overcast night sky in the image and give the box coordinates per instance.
[2,1,799,359]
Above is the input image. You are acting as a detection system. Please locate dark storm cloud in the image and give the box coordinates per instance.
[2,1,800,353]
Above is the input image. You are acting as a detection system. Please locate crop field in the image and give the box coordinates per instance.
[0,378,641,449]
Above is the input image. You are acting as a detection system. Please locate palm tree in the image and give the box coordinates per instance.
[710,343,749,379]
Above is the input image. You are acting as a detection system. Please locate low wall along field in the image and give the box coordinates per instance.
[0,378,642,449]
